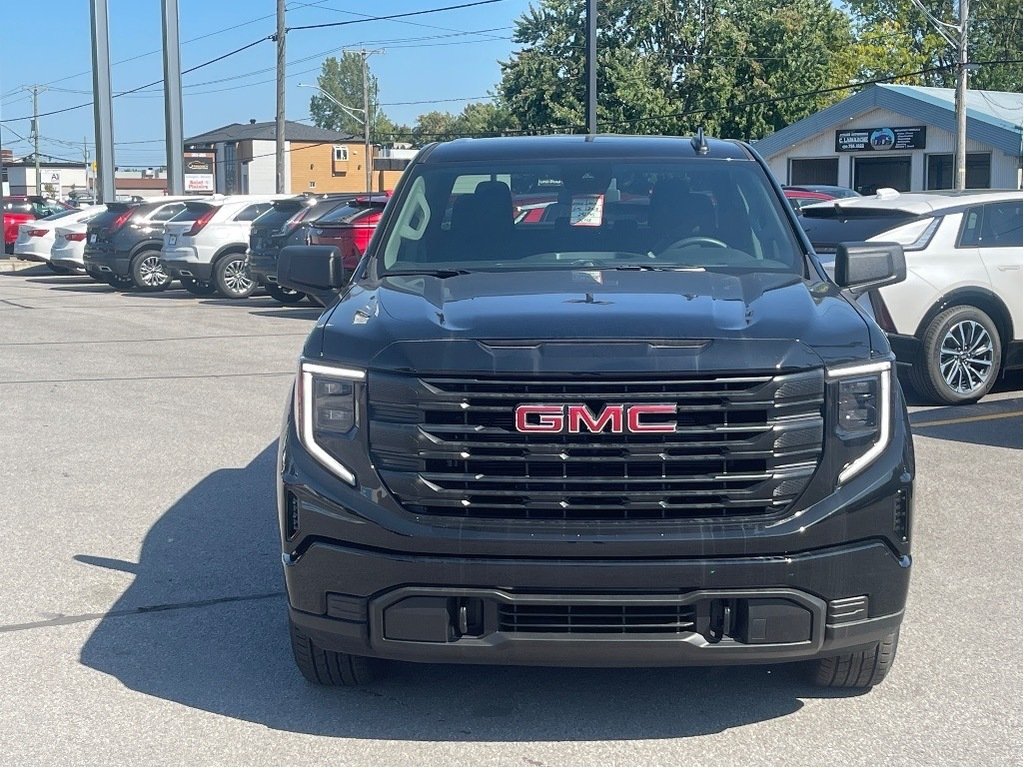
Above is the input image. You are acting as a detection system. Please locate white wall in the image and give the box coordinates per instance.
[765,106,1019,190]
[245,140,277,194]
[5,166,90,198]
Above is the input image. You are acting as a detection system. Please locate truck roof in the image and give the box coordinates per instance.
[421,134,754,163]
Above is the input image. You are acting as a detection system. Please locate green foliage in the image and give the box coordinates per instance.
[498,0,858,141]
[845,0,1022,91]
[308,53,397,142]
[409,102,519,146]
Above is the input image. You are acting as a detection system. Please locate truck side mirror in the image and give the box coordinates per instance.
[277,245,349,305]
[834,242,906,295]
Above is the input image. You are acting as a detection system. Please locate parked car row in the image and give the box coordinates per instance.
[12,191,389,301]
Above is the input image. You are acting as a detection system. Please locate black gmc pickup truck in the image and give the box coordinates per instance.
[276,135,914,689]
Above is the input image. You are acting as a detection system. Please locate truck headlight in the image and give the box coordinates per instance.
[826,360,892,485]
[295,360,364,485]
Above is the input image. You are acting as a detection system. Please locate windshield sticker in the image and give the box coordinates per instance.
[570,194,604,227]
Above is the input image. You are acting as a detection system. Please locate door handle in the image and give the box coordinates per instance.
[997,265,1021,271]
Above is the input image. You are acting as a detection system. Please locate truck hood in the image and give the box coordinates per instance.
[314,269,874,374]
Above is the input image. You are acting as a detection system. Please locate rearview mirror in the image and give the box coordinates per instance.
[277,245,349,305]
[834,242,906,295]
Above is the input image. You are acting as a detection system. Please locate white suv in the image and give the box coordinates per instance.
[160,195,291,298]
[803,190,1023,404]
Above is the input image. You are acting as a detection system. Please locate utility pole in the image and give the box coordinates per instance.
[275,0,286,194]
[585,0,597,134]
[353,48,384,193]
[90,0,115,203]
[161,0,184,195]
[910,0,969,189]
[0,117,6,217]
[954,0,970,190]
[361,49,371,193]
[29,86,42,196]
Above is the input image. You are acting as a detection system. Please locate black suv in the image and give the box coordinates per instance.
[83,197,194,290]
[247,195,355,304]
[277,135,914,689]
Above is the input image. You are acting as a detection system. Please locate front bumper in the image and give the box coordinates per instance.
[286,540,908,666]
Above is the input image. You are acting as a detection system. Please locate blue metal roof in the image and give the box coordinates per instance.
[753,84,1022,159]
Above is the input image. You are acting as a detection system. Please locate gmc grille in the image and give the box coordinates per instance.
[367,370,824,521]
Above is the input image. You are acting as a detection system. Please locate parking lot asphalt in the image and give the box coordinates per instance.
[1,266,1021,766]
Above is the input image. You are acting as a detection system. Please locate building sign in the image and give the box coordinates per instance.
[835,126,927,152]
[184,155,214,192]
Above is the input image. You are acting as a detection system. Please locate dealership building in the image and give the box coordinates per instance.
[754,84,1022,193]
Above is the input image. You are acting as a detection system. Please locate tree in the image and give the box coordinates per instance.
[844,0,1022,91]
[497,0,873,141]
[308,53,397,142]
[408,102,519,146]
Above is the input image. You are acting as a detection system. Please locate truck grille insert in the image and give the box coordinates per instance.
[498,603,697,634]
[368,370,824,521]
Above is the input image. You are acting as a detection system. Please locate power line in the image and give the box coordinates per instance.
[286,0,507,31]
[0,37,272,124]
[0,0,327,99]
[298,2,513,41]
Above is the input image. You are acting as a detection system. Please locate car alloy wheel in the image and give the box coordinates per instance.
[216,255,257,298]
[939,319,994,394]
[138,254,168,288]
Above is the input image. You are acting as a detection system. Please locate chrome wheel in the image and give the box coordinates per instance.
[939,319,994,394]
[222,258,255,296]
[138,254,168,287]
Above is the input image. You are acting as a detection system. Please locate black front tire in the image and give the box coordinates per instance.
[289,616,380,686]
[180,277,218,297]
[214,253,257,299]
[908,305,1001,405]
[46,262,74,275]
[130,250,171,292]
[813,631,899,689]
[266,282,307,304]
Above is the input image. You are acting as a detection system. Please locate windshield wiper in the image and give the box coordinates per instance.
[613,264,706,272]
[382,268,472,278]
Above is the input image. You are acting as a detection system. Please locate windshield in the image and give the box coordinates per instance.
[376,160,804,276]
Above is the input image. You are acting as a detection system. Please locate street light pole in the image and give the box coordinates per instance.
[299,75,381,193]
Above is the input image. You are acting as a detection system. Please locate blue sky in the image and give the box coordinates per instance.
[0,0,533,168]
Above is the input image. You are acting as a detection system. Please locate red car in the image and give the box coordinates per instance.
[3,196,70,253]
[782,187,837,213]
[306,194,389,268]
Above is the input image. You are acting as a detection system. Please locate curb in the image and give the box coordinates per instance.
[0,258,46,273]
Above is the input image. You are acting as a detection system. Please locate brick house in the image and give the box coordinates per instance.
[184,120,406,195]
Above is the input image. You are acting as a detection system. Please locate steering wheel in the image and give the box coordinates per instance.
[659,236,730,252]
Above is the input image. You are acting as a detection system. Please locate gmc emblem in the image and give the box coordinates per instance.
[514,404,677,434]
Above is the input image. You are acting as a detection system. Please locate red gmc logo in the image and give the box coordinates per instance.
[514,404,677,434]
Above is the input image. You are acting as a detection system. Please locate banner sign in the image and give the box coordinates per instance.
[835,126,926,152]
